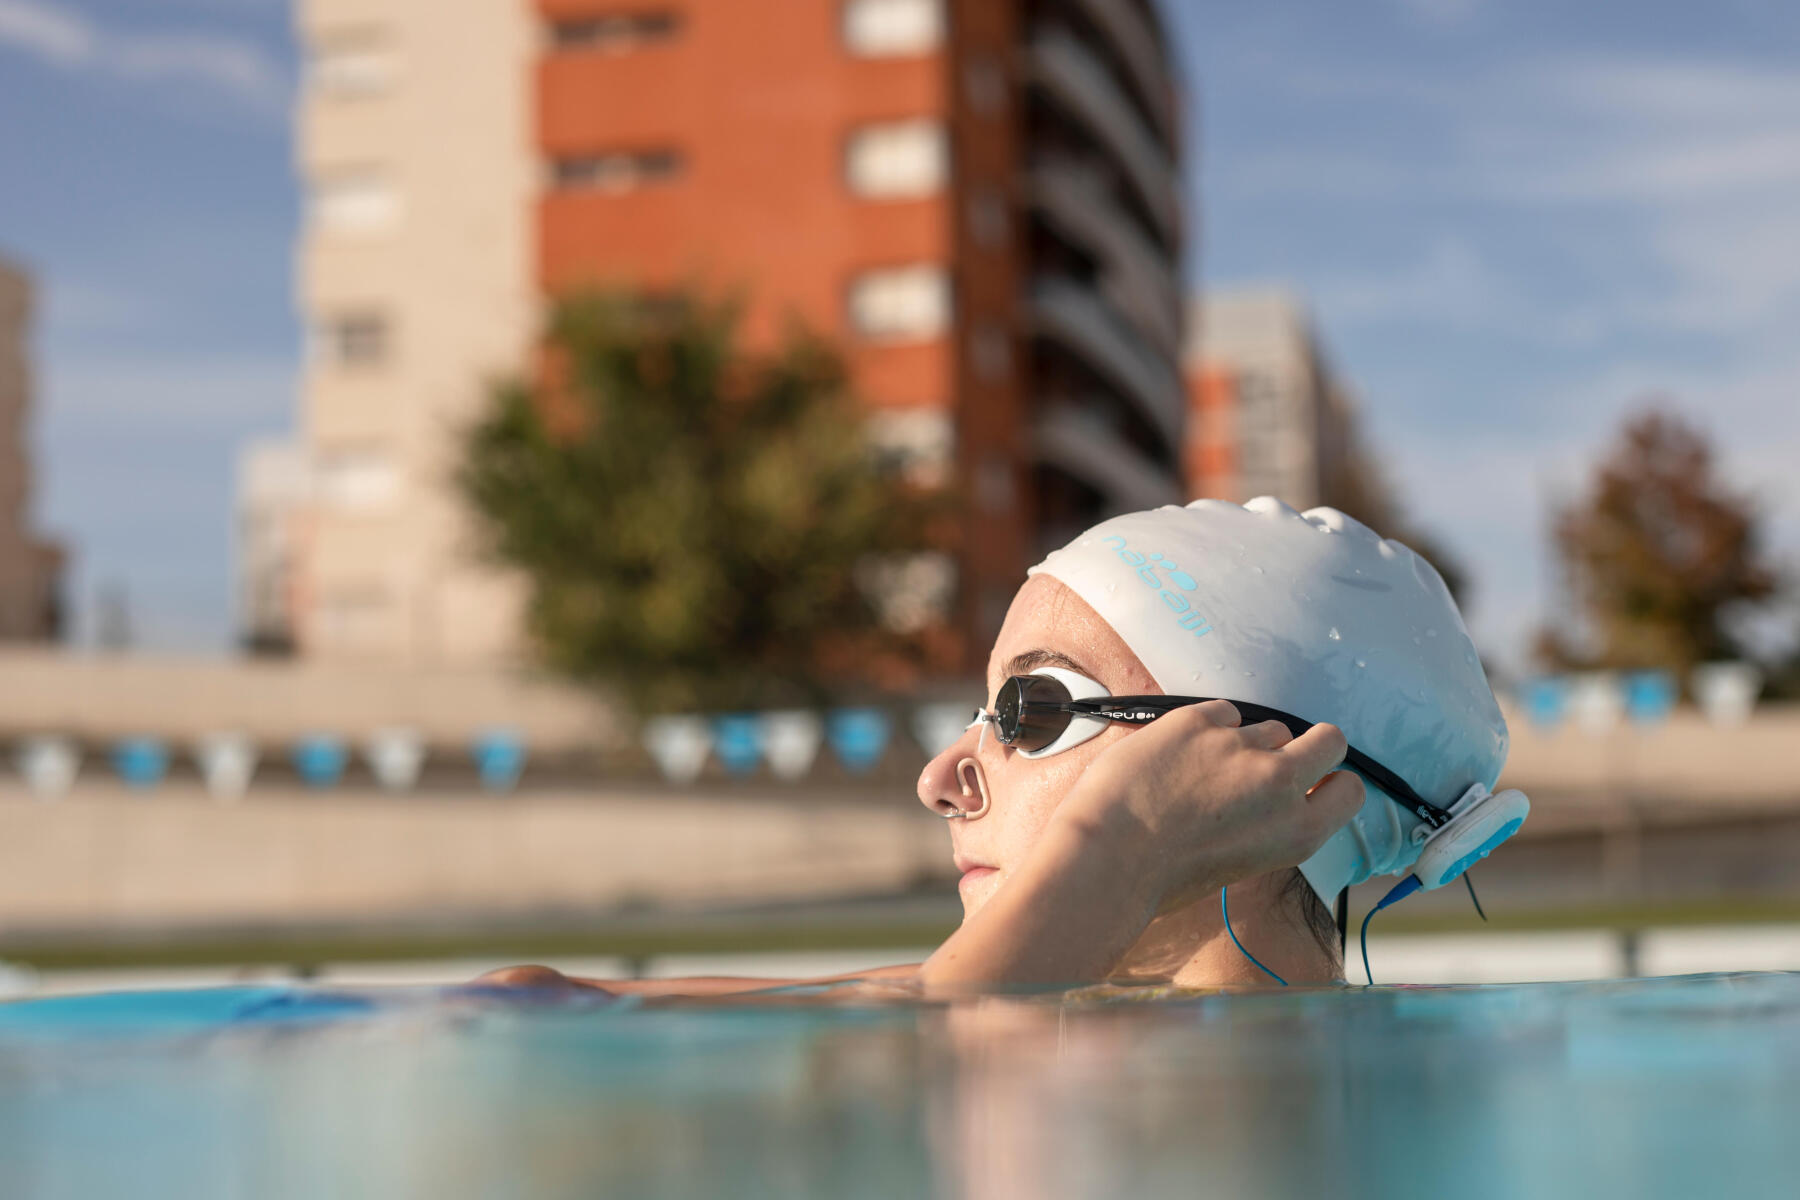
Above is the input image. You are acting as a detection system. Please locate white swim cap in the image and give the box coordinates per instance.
[1027,496,1509,904]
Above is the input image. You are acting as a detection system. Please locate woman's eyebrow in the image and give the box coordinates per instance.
[1002,648,1094,679]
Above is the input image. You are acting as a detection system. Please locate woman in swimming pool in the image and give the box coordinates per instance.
[484,498,1511,994]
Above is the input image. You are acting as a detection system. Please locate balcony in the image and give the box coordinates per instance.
[1027,28,1181,248]
[1029,276,1184,455]
[1030,159,1182,358]
[1033,405,1184,512]
[1066,0,1178,147]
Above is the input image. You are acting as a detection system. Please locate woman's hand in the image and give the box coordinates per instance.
[1054,700,1366,916]
[919,701,1363,992]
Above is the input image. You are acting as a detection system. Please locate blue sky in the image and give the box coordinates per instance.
[2,0,1797,667]
[0,0,294,651]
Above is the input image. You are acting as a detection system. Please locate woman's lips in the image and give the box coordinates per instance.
[958,866,998,891]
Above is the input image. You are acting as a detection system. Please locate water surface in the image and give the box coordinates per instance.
[2,972,1796,1199]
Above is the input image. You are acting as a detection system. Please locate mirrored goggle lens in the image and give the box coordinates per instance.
[994,674,1074,751]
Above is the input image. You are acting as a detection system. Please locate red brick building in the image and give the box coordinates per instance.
[291,0,1187,669]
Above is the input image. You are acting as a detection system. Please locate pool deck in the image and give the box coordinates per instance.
[0,706,1795,970]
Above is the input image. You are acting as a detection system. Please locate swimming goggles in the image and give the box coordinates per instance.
[975,670,1454,830]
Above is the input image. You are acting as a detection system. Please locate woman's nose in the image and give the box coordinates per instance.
[917,729,986,819]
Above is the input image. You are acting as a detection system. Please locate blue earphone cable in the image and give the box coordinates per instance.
[1220,886,1288,987]
[1359,875,1423,985]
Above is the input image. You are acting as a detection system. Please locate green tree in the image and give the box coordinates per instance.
[458,290,952,714]
[1535,406,1782,680]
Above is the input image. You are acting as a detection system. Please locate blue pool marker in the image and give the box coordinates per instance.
[710,714,763,776]
[112,737,170,789]
[471,728,526,791]
[291,735,348,788]
[1520,676,1569,729]
[827,708,891,774]
[1623,670,1676,725]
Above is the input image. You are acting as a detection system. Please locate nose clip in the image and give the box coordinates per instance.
[966,707,993,755]
[947,757,991,820]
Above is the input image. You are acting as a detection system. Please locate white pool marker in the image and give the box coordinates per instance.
[643,715,712,784]
[1692,661,1761,727]
[911,702,974,756]
[194,732,258,802]
[760,711,823,781]
[16,736,80,800]
[366,727,426,791]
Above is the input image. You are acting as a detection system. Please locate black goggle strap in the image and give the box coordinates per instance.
[1039,694,1454,830]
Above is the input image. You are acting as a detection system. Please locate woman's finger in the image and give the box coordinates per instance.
[1303,769,1366,835]
[1239,718,1294,751]
[1192,699,1241,727]
[1279,721,1349,786]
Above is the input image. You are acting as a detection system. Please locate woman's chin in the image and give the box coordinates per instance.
[957,868,1002,916]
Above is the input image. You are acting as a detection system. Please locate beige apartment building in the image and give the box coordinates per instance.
[1185,287,1391,520]
[0,254,63,641]
[290,0,538,664]
[284,0,1187,667]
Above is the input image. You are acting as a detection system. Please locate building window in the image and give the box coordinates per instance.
[970,323,1011,380]
[317,586,388,648]
[311,168,398,234]
[551,149,683,192]
[849,265,950,341]
[315,447,400,512]
[314,312,389,368]
[550,11,679,52]
[846,121,947,198]
[854,552,956,634]
[866,409,954,488]
[309,35,392,97]
[843,0,943,57]
[967,186,1009,248]
[962,55,1007,115]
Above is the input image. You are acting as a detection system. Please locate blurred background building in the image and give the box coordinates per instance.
[236,438,313,656]
[0,253,64,642]
[276,0,1186,671]
[1185,286,1402,536]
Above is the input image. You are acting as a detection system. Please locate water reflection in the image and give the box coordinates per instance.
[4,975,1800,1198]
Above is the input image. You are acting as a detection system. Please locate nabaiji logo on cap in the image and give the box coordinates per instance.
[1102,535,1213,637]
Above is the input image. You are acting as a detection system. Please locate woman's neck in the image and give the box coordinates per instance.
[1109,874,1341,988]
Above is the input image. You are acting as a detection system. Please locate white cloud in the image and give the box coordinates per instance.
[0,0,85,62]
[0,0,286,110]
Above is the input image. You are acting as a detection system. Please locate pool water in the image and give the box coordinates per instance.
[3,972,1799,1199]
